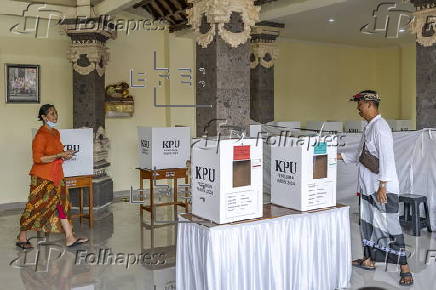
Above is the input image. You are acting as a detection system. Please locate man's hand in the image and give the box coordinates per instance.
[337,153,342,160]
[376,186,387,204]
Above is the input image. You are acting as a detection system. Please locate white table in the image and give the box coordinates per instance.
[176,204,351,290]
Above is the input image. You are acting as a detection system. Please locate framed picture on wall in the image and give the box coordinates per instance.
[5,64,40,103]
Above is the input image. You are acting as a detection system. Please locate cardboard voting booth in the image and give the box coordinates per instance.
[343,120,366,133]
[271,135,337,211]
[305,121,343,132]
[271,121,301,129]
[60,128,94,177]
[249,122,301,138]
[191,138,263,224]
[138,127,190,170]
[386,120,412,132]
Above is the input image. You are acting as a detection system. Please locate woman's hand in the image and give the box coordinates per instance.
[58,150,74,160]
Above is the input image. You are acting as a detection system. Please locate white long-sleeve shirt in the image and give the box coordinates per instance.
[341,114,399,195]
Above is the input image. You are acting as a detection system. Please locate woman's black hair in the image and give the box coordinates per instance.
[38,104,55,122]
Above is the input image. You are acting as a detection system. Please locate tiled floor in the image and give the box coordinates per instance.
[1,196,436,290]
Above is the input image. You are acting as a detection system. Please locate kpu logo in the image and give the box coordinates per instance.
[163,140,180,149]
[141,140,150,148]
[275,160,297,174]
[195,166,216,182]
[64,144,80,152]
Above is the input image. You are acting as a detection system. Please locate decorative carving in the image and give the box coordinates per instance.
[249,22,283,68]
[410,7,436,47]
[250,42,278,69]
[187,0,261,48]
[66,39,109,77]
[105,82,135,118]
[93,126,111,179]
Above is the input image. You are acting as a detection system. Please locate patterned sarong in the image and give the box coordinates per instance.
[20,176,71,233]
[360,192,407,265]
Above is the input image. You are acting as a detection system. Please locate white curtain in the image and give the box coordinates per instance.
[176,207,351,290]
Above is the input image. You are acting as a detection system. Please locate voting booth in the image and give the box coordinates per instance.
[60,128,94,177]
[191,138,263,224]
[386,120,412,132]
[249,122,301,138]
[137,127,191,170]
[343,120,366,133]
[271,135,337,211]
[305,121,343,132]
[271,121,301,129]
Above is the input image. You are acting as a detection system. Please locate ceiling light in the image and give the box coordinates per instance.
[399,28,406,32]
[328,18,335,23]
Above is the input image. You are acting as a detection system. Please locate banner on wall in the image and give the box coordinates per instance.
[32,128,93,177]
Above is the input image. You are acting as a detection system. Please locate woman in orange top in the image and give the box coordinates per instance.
[17,104,88,249]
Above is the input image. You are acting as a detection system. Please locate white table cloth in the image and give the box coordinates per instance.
[176,206,351,290]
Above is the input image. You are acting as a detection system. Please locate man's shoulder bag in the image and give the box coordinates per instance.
[359,143,379,174]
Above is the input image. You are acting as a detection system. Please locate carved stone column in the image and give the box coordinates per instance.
[410,1,436,128]
[187,0,260,136]
[250,21,283,123]
[63,19,116,208]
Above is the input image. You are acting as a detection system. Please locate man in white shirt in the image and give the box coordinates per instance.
[338,90,413,286]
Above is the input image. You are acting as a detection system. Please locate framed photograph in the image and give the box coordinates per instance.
[5,64,40,103]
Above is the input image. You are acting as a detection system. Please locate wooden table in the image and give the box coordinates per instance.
[65,175,94,228]
[138,168,189,225]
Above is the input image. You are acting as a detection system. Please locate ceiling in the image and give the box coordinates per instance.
[9,0,418,47]
[12,0,104,7]
[264,0,416,47]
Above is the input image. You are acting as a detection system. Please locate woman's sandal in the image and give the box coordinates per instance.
[352,259,376,271]
[16,240,33,250]
[399,272,414,286]
[67,237,88,248]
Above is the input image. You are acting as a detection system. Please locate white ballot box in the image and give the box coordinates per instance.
[305,121,343,132]
[386,120,412,132]
[137,127,190,170]
[191,138,263,224]
[343,120,366,133]
[60,128,94,177]
[271,135,337,211]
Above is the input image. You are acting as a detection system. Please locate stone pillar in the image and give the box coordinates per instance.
[250,21,283,123]
[63,19,116,208]
[410,2,436,128]
[187,0,260,137]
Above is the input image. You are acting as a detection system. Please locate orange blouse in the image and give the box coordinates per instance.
[29,126,64,183]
